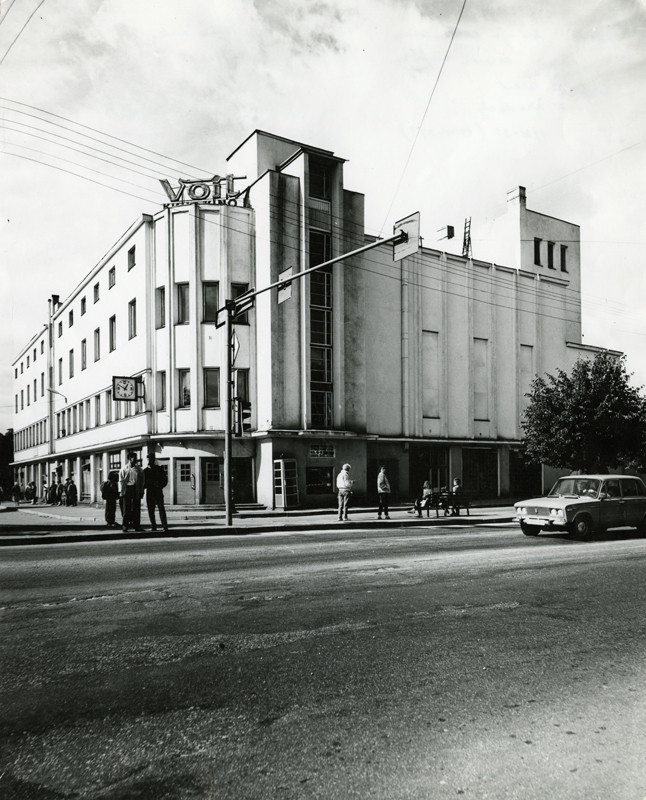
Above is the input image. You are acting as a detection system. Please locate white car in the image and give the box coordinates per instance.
[514,475,646,540]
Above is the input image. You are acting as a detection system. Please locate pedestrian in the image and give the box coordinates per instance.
[101,471,120,528]
[24,482,34,504]
[66,478,78,507]
[144,453,169,532]
[12,481,21,506]
[336,463,354,521]
[31,481,38,504]
[377,465,391,520]
[119,452,145,532]
[451,477,462,516]
[48,479,58,505]
[411,480,432,518]
[57,479,67,507]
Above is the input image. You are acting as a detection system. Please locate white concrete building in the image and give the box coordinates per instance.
[12,130,616,507]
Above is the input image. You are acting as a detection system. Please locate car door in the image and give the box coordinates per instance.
[598,479,625,529]
[620,478,646,527]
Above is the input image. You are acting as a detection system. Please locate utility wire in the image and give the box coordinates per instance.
[0,0,18,28]
[0,0,46,66]
[379,0,468,235]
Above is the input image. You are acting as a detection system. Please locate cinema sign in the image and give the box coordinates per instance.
[159,174,250,207]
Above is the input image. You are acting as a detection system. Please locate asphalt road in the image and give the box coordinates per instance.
[2,524,645,800]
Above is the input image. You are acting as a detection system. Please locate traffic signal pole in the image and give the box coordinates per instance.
[219,216,419,527]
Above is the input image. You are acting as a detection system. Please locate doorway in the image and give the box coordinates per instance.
[175,458,196,505]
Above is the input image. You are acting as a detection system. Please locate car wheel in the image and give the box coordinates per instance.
[520,521,540,536]
[569,514,593,541]
[636,515,646,538]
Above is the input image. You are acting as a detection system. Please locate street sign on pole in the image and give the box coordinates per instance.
[277,267,293,304]
[393,211,421,261]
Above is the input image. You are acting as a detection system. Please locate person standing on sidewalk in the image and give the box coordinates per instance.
[119,452,145,532]
[12,481,21,506]
[336,463,354,521]
[143,453,169,532]
[377,465,391,520]
[101,471,120,528]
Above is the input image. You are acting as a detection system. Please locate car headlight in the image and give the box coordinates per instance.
[517,507,526,516]
[550,508,564,517]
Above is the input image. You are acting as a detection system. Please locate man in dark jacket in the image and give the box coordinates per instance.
[144,453,169,532]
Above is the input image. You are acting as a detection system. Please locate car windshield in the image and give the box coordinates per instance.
[548,478,600,498]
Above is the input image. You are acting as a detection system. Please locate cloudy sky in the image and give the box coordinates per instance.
[1,0,646,431]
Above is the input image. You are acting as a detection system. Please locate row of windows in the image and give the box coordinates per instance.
[14,421,48,452]
[56,246,136,339]
[15,372,46,411]
[310,230,333,428]
[154,281,249,329]
[15,340,45,378]
[534,238,568,272]
[56,305,136,385]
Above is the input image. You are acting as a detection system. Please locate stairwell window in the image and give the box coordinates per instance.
[81,339,87,370]
[178,369,190,408]
[547,241,555,269]
[203,282,219,323]
[128,246,136,271]
[155,287,166,329]
[560,245,568,272]
[177,283,189,324]
[109,267,116,288]
[203,368,220,408]
[69,349,74,379]
[94,328,100,361]
[534,238,542,266]
[128,299,137,339]
[231,283,249,325]
[109,316,116,352]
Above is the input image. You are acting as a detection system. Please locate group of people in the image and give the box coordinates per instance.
[46,478,78,506]
[336,463,464,520]
[101,451,168,533]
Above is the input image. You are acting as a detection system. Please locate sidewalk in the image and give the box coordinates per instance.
[0,501,516,546]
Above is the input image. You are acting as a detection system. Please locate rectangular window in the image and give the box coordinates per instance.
[547,241,555,269]
[27,355,30,368]
[58,321,63,337]
[15,395,18,413]
[309,159,331,200]
[128,245,136,271]
[157,371,166,410]
[56,413,60,438]
[79,402,84,431]
[533,238,542,266]
[155,286,166,329]
[204,368,220,407]
[473,337,489,421]
[94,282,100,303]
[310,347,332,384]
[72,406,77,434]
[231,282,249,324]
[309,231,333,429]
[20,361,23,373]
[128,299,137,339]
[560,245,568,272]
[69,349,74,379]
[41,372,44,396]
[69,310,74,327]
[234,369,249,403]
[109,451,121,470]
[109,266,116,288]
[203,282,219,323]
[15,368,18,378]
[27,385,30,406]
[95,395,101,426]
[177,283,189,324]
[41,340,44,354]
[94,328,100,361]
[109,315,116,351]
[311,390,332,428]
[85,399,91,428]
[33,347,36,361]
[58,358,63,385]
[33,379,37,402]
[105,391,112,423]
[81,339,87,370]
[178,369,190,407]
[81,296,86,315]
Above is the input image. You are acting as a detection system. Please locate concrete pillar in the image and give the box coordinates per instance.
[89,455,97,503]
[449,445,462,486]
[499,444,510,498]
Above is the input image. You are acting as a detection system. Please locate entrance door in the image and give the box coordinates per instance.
[81,462,91,502]
[156,459,170,506]
[232,458,254,504]
[175,459,196,505]
[203,458,224,504]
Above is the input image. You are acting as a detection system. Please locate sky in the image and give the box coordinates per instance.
[1,0,646,432]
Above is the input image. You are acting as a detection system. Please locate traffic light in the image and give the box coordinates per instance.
[233,398,252,437]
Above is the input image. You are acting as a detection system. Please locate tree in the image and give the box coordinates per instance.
[522,352,646,473]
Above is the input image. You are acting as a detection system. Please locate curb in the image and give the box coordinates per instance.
[0,515,516,546]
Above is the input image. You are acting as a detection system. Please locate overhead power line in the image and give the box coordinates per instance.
[379,0,468,235]
[0,0,47,66]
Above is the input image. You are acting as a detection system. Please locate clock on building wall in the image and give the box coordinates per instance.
[112,376,137,400]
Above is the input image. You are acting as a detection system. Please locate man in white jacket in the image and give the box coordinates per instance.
[336,463,354,521]
[377,465,391,519]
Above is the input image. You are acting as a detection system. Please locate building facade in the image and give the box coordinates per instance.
[12,130,616,507]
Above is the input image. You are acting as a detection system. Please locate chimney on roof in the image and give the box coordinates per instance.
[507,186,526,207]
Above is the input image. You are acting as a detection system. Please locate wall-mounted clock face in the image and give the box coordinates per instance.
[113,376,136,400]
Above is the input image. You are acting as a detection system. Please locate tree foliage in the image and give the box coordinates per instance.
[522,353,646,472]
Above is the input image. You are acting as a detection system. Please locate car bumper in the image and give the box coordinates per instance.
[515,515,568,531]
